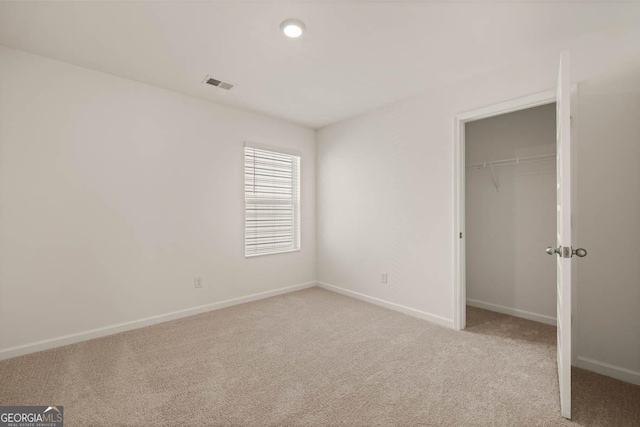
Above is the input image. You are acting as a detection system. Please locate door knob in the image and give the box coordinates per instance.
[573,248,587,257]
[546,246,561,255]
[546,246,588,257]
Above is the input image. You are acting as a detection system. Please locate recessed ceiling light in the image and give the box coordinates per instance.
[280,19,306,38]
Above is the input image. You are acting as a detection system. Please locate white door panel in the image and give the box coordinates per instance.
[556,49,572,420]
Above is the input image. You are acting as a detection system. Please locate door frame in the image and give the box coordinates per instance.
[452,89,558,332]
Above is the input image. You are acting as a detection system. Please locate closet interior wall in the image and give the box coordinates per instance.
[465,103,557,323]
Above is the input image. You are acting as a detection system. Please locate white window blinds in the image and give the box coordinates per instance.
[244,146,300,257]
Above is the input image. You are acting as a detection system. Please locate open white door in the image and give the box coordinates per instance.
[552,49,573,420]
[548,49,587,419]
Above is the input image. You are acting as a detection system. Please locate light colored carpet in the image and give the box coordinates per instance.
[0,287,638,426]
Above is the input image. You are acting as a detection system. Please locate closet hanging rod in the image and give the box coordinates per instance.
[466,153,556,169]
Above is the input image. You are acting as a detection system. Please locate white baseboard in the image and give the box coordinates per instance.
[466,298,557,326]
[0,281,316,361]
[576,356,640,386]
[318,281,453,329]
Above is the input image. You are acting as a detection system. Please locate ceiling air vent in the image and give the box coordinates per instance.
[202,75,234,90]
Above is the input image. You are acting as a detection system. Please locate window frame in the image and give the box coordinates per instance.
[244,142,301,258]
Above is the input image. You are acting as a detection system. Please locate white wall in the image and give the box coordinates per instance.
[575,65,640,380]
[317,28,640,384]
[0,46,316,354]
[465,104,557,323]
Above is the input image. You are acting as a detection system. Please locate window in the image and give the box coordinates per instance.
[244,145,300,257]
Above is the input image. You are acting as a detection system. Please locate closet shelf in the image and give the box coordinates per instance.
[466,153,556,170]
[466,153,556,192]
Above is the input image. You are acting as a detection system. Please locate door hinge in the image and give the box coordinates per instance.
[562,246,571,258]
[460,232,463,239]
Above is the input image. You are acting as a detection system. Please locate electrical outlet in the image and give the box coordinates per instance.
[381,272,388,284]
[194,277,203,288]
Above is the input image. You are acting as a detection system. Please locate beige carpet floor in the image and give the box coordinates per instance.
[1,287,638,426]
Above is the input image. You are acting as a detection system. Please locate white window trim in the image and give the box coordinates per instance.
[244,249,300,259]
[245,141,302,157]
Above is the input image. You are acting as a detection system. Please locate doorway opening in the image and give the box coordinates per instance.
[453,90,558,332]
[465,102,557,329]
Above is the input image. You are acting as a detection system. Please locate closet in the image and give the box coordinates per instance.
[465,103,557,325]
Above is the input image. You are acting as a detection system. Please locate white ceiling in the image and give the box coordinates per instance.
[0,1,638,128]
